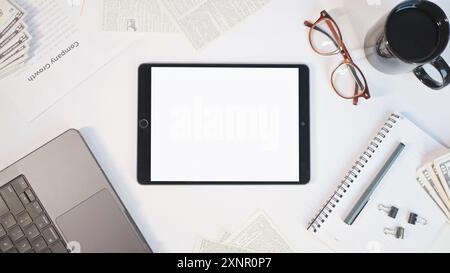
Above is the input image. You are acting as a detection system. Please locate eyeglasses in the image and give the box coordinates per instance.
[304,10,371,105]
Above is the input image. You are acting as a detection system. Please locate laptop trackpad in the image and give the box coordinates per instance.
[56,189,147,253]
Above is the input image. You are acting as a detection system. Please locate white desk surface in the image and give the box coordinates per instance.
[1,0,450,252]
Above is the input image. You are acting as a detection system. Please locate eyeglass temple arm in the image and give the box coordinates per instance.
[353,85,360,105]
[349,65,365,91]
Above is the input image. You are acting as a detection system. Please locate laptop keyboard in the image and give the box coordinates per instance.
[0,176,68,253]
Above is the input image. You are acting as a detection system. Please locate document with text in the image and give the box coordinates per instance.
[0,0,138,121]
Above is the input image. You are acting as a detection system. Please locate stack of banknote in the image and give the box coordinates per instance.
[417,152,450,221]
[0,0,30,79]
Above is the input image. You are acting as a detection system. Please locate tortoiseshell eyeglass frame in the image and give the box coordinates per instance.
[304,10,371,105]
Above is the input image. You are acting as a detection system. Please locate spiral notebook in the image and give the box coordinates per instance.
[307,113,447,252]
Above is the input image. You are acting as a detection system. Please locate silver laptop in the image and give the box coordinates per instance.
[0,129,151,253]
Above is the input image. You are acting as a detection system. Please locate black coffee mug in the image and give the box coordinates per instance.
[365,0,450,90]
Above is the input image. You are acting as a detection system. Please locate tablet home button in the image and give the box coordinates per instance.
[139,119,149,129]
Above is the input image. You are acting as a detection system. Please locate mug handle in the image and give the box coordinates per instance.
[413,56,450,90]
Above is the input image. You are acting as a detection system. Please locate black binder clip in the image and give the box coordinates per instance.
[378,204,399,219]
[408,213,427,225]
[384,227,405,239]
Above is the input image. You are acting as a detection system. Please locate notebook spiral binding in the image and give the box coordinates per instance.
[306,113,401,233]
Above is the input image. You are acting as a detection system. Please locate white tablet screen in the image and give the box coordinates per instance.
[150,67,300,182]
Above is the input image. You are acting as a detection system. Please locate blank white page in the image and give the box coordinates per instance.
[150,67,300,182]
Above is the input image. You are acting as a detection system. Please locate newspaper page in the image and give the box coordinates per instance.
[224,211,293,253]
[196,211,293,253]
[198,239,250,253]
[161,0,272,49]
[102,0,176,32]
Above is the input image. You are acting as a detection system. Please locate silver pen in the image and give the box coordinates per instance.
[344,143,406,225]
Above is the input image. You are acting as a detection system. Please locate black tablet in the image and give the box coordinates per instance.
[137,64,310,185]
